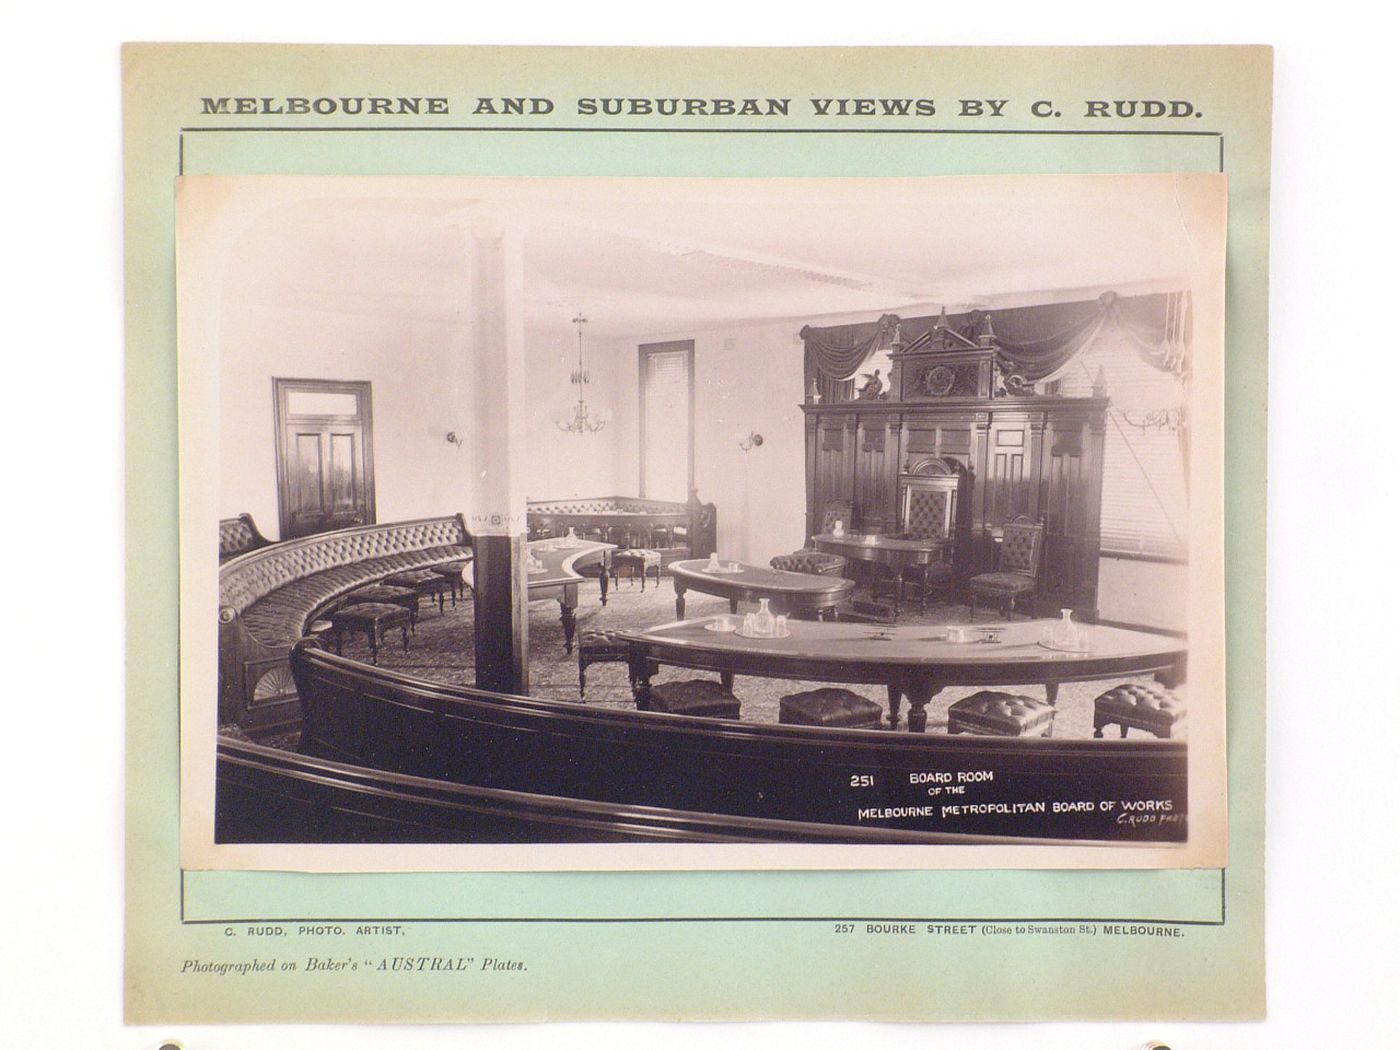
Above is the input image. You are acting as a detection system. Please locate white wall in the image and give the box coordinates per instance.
[610,319,811,565]
[1098,556,1187,632]
[217,245,479,538]
[518,326,627,500]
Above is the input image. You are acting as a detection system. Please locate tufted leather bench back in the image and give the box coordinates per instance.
[218,513,271,561]
[527,496,687,516]
[219,515,469,613]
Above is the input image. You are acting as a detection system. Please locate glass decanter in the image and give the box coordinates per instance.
[752,598,777,637]
[1050,608,1083,650]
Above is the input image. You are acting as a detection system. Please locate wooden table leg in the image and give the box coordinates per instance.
[884,684,903,730]
[628,650,653,711]
[902,679,942,734]
[720,671,735,693]
[674,582,687,620]
[1155,654,1187,689]
[1046,681,1059,704]
[558,596,577,654]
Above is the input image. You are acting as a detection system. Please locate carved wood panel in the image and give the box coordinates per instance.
[804,399,1105,617]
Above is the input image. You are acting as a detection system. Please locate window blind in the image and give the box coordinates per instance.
[1057,334,1189,560]
[641,348,692,502]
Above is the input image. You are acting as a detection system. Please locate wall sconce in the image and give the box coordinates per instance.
[445,431,464,448]
[739,432,764,453]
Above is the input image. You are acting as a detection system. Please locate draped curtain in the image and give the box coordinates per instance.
[800,313,900,403]
[801,293,1192,395]
[992,291,1192,385]
[801,292,1195,487]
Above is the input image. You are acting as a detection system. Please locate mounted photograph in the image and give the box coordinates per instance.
[179,173,1227,871]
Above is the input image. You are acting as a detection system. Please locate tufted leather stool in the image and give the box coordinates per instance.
[1093,681,1186,739]
[383,569,453,615]
[343,584,420,631]
[647,679,741,719]
[428,558,473,605]
[947,690,1057,737]
[577,628,631,697]
[328,602,412,665]
[779,688,884,729]
[610,548,662,591]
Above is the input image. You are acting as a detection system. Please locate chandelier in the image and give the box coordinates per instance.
[556,312,608,434]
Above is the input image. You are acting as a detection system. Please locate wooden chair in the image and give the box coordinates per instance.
[873,459,960,614]
[818,497,853,535]
[968,516,1044,620]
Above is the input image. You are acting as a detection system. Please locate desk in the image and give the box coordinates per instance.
[669,559,855,621]
[811,531,950,571]
[624,617,1186,733]
[811,531,953,615]
[525,539,613,652]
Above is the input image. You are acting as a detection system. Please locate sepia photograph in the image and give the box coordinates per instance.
[181,173,1227,870]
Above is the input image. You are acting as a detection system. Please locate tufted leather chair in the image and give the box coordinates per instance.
[968,516,1044,620]
[770,551,848,577]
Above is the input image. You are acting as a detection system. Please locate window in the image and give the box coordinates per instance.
[1056,335,1189,561]
[639,341,694,502]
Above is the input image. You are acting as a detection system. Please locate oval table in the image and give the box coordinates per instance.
[623,616,1186,733]
[669,558,855,622]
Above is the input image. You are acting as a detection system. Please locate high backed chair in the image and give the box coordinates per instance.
[873,459,960,614]
[968,516,1044,620]
[818,497,854,536]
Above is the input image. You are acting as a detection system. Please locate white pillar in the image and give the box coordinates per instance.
[465,223,531,694]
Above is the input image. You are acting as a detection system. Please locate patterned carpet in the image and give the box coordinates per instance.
[317,573,1183,741]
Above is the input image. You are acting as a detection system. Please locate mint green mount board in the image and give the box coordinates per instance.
[124,43,1270,1022]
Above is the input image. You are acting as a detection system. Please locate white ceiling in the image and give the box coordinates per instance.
[225,175,1203,341]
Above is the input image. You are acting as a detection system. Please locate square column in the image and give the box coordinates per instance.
[464,225,531,695]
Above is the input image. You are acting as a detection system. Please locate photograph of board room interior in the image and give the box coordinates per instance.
[207,176,1195,711]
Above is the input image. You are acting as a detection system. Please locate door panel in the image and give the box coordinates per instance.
[275,380,375,540]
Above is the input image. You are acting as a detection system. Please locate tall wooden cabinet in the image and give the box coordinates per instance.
[802,339,1108,619]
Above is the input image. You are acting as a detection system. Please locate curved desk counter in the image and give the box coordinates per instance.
[669,559,855,621]
[623,617,1186,733]
[525,538,613,652]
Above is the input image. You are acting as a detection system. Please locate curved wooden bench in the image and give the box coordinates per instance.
[290,641,1189,844]
[216,736,1012,845]
[526,490,716,566]
[219,514,471,732]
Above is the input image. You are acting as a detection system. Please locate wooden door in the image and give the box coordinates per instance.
[274,379,375,540]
